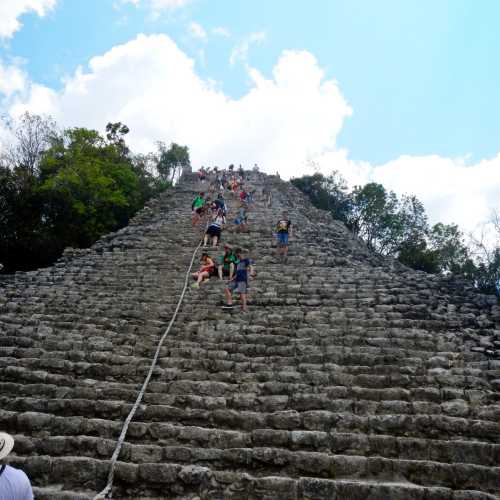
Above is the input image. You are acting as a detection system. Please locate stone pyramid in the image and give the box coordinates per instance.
[0,171,499,499]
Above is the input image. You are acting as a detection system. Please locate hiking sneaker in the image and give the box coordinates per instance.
[191,282,200,289]
[222,303,235,309]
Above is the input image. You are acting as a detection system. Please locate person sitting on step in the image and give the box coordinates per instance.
[223,248,255,312]
[191,252,215,288]
[217,244,238,281]
[0,432,34,500]
[204,209,225,248]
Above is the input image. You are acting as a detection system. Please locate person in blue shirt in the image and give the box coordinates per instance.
[0,432,34,500]
[222,248,255,312]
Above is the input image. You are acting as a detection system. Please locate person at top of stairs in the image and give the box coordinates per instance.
[223,247,255,312]
[276,211,292,263]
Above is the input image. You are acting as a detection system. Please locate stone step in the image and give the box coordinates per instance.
[3,407,499,444]
[10,427,500,467]
[1,378,498,425]
[33,486,94,500]
[8,455,500,498]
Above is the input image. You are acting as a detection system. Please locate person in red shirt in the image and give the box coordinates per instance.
[191,253,215,288]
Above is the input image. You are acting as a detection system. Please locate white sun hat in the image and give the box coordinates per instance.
[0,432,14,460]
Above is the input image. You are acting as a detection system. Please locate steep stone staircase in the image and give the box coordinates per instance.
[0,171,499,499]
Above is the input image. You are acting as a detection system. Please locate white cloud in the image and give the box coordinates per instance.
[315,151,500,231]
[4,33,500,232]
[0,61,27,96]
[121,0,190,12]
[230,32,266,66]
[188,21,206,40]
[0,0,57,39]
[212,26,230,38]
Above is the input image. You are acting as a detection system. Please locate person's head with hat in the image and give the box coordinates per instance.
[0,432,14,462]
[0,432,34,498]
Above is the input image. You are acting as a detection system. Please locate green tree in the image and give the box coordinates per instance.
[291,171,352,223]
[0,116,172,274]
[428,223,471,274]
[38,127,142,246]
[349,183,400,253]
[156,142,190,182]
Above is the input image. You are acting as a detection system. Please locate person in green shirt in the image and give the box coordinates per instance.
[191,192,205,226]
[217,244,238,281]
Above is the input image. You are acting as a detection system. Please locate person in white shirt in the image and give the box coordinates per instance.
[0,432,34,500]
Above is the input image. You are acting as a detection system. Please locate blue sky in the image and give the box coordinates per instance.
[0,0,499,230]
[4,0,500,164]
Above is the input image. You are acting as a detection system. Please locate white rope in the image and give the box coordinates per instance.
[94,239,203,499]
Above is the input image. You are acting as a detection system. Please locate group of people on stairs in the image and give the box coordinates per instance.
[190,166,292,312]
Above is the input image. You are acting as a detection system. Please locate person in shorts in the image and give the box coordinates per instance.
[191,252,215,288]
[204,210,225,247]
[276,212,292,263]
[191,192,205,226]
[223,248,255,312]
[217,245,238,281]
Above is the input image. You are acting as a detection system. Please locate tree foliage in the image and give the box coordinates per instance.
[0,116,188,273]
[293,171,499,295]
[155,142,190,183]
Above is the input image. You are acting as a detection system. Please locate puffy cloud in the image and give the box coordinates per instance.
[315,151,500,231]
[0,0,57,39]
[121,0,190,12]
[0,61,27,96]
[9,34,352,176]
[188,21,206,40]
[4,33,499,231]
[230,32,266,66]
[212,26,230,38]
